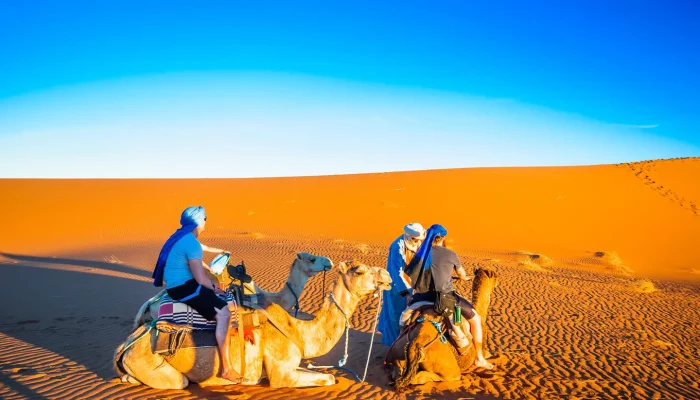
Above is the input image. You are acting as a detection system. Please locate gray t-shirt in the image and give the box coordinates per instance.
[430,246,462,293]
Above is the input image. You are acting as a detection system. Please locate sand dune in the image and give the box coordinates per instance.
[1,158,699,399]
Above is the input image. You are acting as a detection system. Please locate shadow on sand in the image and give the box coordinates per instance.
[0,252,151,278]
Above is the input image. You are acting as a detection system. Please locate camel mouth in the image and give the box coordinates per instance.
[376,270,392,291]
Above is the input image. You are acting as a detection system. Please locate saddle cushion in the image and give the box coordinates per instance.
[399,301,434,327]
[157,291,235,330]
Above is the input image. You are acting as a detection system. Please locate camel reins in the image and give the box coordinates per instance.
[307,275,385,383]
[286,268,327,319]
[285,282,301,318]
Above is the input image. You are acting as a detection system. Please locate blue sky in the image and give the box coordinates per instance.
[1,1,698,177]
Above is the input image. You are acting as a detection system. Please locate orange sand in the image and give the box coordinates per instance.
[0,158,698,399]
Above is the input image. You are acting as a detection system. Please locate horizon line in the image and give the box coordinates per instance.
[2,156,697,180]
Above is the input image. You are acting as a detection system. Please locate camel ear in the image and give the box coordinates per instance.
[338,261,349,274]
[297,253,303,260]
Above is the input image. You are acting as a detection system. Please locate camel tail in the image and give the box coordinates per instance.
[114,323,151,375]
[133,289,165,330]
[395,340,425,389]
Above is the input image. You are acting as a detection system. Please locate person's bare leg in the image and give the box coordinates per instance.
[448,316,470,348]
[214,306,241,382]
[467,313,493,369]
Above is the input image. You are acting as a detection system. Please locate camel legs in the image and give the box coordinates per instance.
[263,342,334,388]
[120,330,189,390]
[411,370,452,384]
[395,322,463,387]
[390,358,459,386]
[267,367,335,388]
[265,354,335,388]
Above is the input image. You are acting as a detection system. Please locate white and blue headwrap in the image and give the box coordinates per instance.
[152,206,206,287]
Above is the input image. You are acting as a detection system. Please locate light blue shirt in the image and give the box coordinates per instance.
[164,232,203,289]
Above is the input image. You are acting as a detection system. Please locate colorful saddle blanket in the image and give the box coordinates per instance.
[156,290,235,330]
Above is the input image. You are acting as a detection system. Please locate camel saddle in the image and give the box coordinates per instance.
[153,293,266,355]
[153,277,304,379]
[399,302,472,355]
[153,284,267,380]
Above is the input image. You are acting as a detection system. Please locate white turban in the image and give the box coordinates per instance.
[403,222,426,239]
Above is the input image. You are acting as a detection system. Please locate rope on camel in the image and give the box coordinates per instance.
[307,289,384,383]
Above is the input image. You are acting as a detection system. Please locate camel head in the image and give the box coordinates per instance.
[337,260,392,298]
[294,252,333,277]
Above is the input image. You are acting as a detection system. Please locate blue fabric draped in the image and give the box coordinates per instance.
[378,235,412,346]
[405,224,448,280]
[152,206,206,287]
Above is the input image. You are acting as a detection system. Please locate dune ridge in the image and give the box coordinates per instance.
[619,157,699,216]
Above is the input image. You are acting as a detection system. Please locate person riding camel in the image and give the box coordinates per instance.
[151,206,242,382]
[405,224,494,370]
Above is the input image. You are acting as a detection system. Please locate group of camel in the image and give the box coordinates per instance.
[113,252,497,389]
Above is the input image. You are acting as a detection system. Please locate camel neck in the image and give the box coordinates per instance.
[297,278,360,358]
[276,260,307,309]
[284,261,306,294]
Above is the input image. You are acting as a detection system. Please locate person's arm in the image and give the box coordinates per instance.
[189,260,225,295]
[455,266,470,281]
[201,243,229,254]
[202,261,214,274]
[186,238,224,294]
[389,242,412,297]
[453,254,470,281]
[398,264,413,298]
[188,259,219,291]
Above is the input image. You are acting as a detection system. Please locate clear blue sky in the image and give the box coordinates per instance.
[1,1,698,177]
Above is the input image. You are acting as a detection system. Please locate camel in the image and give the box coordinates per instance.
[114,260,392,389]
[133,252,333,328]
[384,266,497,387]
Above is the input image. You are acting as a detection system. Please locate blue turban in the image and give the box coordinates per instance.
[405,224,448,292]
[180,206,207,226]
[152,206,207,287]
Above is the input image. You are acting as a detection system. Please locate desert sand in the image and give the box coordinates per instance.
[1,157,698,399]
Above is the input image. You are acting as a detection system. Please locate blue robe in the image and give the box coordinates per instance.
[378,235,414,346]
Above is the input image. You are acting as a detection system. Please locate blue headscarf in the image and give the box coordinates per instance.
[152,206,207,287]
[405,224,448,291]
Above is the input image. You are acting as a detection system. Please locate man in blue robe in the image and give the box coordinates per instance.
[378,222,426,346]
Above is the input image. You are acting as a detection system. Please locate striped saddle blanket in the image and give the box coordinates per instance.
[156,290,234,330]
[156,289,266,331]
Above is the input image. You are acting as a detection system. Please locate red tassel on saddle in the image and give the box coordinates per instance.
[229,326,256,344]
